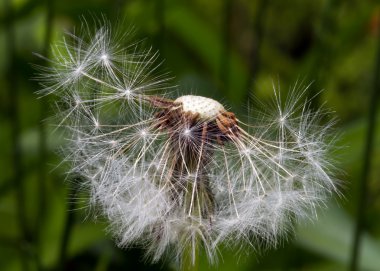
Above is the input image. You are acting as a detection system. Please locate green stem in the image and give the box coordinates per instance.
[58,181,77,271]
[307,0,340,110]
[36,0,54,265]
[246,0,268,103]
[5,0,29,269]
[219,0,232,96]
[154,0,166,54]
[181,237,199,271]
[350,10,380,271]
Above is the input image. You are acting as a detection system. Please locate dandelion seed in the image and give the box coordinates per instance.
[35,20,339,267]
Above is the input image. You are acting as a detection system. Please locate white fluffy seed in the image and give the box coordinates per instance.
[175,95,225,119]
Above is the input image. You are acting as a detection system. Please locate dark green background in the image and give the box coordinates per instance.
[1,0,380,270]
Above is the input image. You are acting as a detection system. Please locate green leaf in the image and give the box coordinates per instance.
[296,203,380,271]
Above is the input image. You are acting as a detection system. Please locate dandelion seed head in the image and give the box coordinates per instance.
[36,20,340,266]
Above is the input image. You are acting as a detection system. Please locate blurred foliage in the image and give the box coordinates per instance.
[1,0,380,270]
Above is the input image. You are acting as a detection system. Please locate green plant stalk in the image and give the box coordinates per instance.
[5,0,29,269]
[307,0,339,110]
[246,0,268,102]
[179,172,202,271]
[219,0,232,97]
[58,181,78,271]
[154,0,166,53]
[174,136,213,271]
[181,239,199,271]
[350,11,380,271]
[36,0,54,261]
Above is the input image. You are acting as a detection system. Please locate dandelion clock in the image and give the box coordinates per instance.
[35,20,339,269]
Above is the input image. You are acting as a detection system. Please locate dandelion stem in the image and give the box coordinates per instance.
[58,181,77,271]
[181,238,199,271]
[350,11,380,271]
[5,0,29,269]
[219,0,232,96]
[154,0,166,53]
[307,0,339,109]
[36,1,54,267]
[246,0,268,102]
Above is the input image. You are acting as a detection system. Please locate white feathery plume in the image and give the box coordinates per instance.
[35,20,339,266]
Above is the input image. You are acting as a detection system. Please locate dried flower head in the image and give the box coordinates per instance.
[35,21,338,265]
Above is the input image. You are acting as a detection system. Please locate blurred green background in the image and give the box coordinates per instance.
[1,0,380,270]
